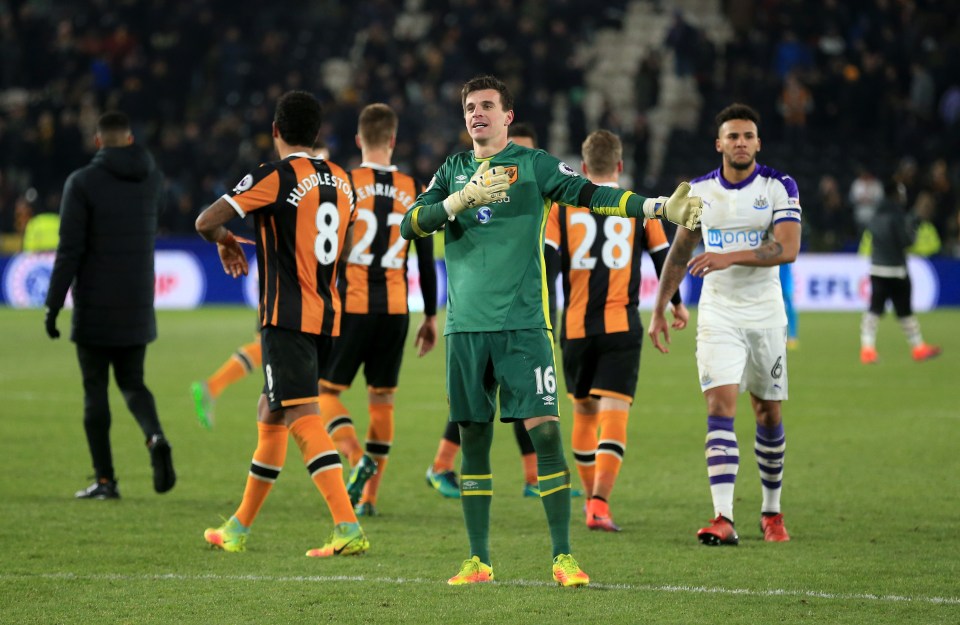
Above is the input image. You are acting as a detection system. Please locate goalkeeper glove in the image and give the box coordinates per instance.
[642,182,703,230]
[443,161,511,217]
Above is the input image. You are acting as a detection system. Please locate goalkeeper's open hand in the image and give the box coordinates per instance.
[643,182,703,230]
[443,161,511,217]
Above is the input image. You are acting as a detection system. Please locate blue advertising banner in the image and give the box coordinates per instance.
[0,237,447,310]
[0,241,956,310]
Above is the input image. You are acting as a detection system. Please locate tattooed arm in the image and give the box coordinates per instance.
[687,221,800,278]
[648,226,702,353]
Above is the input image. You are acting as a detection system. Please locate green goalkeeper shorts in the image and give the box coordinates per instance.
[446,329,560,423]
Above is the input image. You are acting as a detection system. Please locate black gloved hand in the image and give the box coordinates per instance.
[44,306,61,339]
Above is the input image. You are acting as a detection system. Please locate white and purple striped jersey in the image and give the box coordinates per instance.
[691,164,801,328]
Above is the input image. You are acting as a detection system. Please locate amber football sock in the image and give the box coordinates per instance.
[571,411,599,497]
[289,415,356,525]
[234,422,288,527]
[207,340,262,398]
[594,409,627,499]
[432,422,461,473]
[361,403,394,504]
[318,393,363,465]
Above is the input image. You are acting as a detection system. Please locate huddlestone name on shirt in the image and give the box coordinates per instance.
[287,172,354,207]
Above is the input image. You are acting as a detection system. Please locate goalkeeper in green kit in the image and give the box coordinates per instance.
[400,75,702,587]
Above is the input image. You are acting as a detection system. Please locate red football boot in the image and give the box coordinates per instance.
[697,514,739,546]
[760,513,791,542]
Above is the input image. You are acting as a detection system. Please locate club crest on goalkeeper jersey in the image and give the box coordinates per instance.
[691,164,801,328]
[223,152,356,336]
[415,142,592,334]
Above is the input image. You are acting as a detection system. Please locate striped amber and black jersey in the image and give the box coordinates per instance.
[545,195,681,339]
[222,152,356,336]
[344,164,437,316]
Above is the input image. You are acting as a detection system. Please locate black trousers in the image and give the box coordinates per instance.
[76,343,163,480]
[869,275,912,318]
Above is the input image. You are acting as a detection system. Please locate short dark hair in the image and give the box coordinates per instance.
[275,90,323,147]
[358,103,398,147]
[508,122,537,145]
[461,74,514,113]
[715,103,760,136]
[96,111,130,134]
[581,130,622,176]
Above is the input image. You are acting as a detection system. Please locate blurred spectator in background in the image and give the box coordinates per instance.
[926,159,957,249]
[849,165,884,235]
[632,113,651,192]
[809,174,855,251]
[773,30,813,81]
[859,178,941,365]
[777,72,813,149]
[634,51,662,112]
[666,10,699,77]
[0,0,957,259]
[907,191,942,258]
[21,210,59,252]
[907,62,937,130]
[940,85,960,124]
[894,157,921,209]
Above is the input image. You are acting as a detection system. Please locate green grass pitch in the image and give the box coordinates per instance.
[1,306,957,624]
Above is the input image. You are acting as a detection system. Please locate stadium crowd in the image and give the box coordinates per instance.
[1,0,958,254]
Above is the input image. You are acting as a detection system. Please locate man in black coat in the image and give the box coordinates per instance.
[44,111,175,499]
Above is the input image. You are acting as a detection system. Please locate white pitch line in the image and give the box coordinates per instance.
[1,572,958,605]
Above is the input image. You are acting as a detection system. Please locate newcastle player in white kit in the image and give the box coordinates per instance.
[648,103,800,545]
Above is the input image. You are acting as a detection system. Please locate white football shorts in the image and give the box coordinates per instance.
[695,324,788,400]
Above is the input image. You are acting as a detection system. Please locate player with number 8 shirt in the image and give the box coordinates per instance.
[400,74,703,587]
[195,90,369,558]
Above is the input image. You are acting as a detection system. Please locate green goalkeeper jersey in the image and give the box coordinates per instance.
[401,142,646,334]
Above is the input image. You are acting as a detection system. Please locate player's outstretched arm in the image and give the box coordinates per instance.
[641,182,704,230]
[588,182,702,230]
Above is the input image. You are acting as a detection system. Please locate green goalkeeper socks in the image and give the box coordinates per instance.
[459,422,494,566]
[526,420,572,557]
